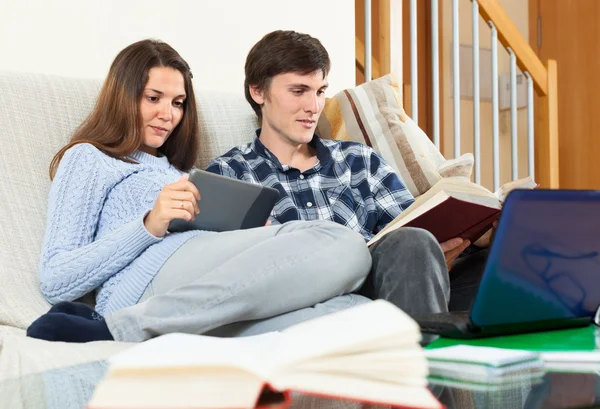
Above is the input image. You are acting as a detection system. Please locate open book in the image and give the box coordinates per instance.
[368,176,537,246]
[87,300,442,409]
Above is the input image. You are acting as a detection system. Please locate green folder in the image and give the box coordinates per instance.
[426,325,600,352]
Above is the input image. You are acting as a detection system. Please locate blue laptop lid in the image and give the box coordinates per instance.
[470,189,600,327]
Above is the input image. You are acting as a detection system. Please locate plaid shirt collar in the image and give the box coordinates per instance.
[249,129,332,175]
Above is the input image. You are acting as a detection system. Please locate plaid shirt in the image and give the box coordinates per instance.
[205,132,415,241]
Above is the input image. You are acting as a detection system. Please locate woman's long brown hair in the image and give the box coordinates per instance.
[49,39,199,179]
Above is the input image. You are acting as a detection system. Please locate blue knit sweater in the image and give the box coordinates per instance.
[39,143,206,315]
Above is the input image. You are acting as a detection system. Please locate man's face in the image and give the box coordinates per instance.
[251,71,328,146]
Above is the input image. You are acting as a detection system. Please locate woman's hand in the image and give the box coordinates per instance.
[144,174,201,237]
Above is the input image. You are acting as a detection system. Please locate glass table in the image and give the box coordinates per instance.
[2,359,600,409]
[430,371,600,409]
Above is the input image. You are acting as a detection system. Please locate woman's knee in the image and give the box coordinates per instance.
[328,224,372,271]
[304,221,372,289]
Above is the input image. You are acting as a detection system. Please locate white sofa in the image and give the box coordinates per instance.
[0,71,261,406]
[0,70,463,409]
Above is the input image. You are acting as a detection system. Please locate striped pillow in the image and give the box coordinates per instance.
[317,74,446,198]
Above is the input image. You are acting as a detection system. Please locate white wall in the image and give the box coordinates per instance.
[0,0,355,95]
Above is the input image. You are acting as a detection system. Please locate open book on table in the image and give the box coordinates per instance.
[368,176,537,246]
[87,300,442,409]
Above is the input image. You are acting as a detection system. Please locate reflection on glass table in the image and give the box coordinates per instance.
[431,371,600,409]
[3,359,600,409]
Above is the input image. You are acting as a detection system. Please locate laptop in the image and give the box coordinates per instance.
[416,189,600,339]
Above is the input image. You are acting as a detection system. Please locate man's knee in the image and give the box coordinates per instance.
[369,227,448,286]
[365,228,450,313]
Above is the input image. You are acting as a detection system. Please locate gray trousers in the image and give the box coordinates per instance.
[363,227,450,315]
[106,220,372,342]
[364,227,487,316]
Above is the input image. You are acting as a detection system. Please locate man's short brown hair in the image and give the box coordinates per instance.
[244,30,331,118]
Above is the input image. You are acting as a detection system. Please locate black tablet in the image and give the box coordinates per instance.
[167,169,280,233]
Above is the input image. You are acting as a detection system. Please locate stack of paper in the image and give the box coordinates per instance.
[540,351,600,372]
[425,345,545,388]
[426,325,600,374]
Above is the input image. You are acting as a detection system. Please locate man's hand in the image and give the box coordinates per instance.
[473,220,499,248]
[440,237,471,271]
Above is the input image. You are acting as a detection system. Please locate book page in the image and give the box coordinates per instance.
[288,348,428,384]
[109,332,281,378]
[494,176,538,202]
[369,177,500,245]
[273,300,420,369]
[89,369,266,409]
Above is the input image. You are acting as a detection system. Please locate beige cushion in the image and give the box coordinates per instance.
[317,74,473,197]
[194,91,258,168]
[0,71,257,330]
[317,74,444,197]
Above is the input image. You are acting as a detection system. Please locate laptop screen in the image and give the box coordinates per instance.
[470,189,600,327]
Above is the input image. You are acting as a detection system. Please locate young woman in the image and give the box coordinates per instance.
[27,39,371,343]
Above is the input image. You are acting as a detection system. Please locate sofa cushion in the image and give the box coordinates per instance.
[316,74,446,198]
[317,74,474,198]
[0,72,101,329]
[0,71,257,330]
[194,91,258,168]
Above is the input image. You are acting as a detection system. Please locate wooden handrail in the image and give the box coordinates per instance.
[355,37,381,80]
[536,60,560,188]
[474,0,548,95]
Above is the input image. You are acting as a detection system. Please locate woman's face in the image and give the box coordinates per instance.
[138,66,186,156]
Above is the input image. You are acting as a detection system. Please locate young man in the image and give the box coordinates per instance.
[206,30,488,317]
